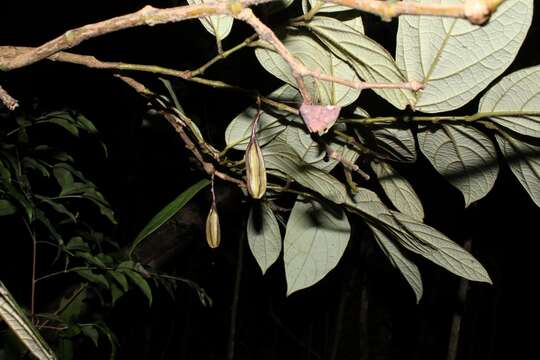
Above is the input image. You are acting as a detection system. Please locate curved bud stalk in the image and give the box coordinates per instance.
[245,106,267,199]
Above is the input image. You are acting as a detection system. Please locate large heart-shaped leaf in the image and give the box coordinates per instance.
[396,0,533,113]
[284,199,350,295]
[417,124,499,207]
[308,16,415,109]
[255,33,361,106]
[479,65,540,138]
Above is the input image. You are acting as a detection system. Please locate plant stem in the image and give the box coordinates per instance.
[446,238,472,360]
[23,219,37,322]
[190,34,258,77]
[340,111,540,125]
[227,216,246,360]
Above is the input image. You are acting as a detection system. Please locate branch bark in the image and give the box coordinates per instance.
[0,84,18,110]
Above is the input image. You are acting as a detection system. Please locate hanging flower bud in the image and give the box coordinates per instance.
[245,134,267,199]
[205,204,221,249]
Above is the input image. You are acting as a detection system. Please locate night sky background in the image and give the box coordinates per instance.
[1,1,540,359]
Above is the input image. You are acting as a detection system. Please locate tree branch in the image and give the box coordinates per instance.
[0,1,271,71]
[115,75,246,188]
[325,0,505,25]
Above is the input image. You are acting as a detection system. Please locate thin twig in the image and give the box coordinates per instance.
[116,75,246,188]
[227,215,246,360]
[325,144,370,180]
[0,84,18,110]
[22,219,37,322]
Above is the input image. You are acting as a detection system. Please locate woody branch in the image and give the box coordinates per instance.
[0,0,505,109]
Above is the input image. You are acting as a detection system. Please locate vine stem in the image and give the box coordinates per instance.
[340,111,540,125]
[22,219,37,322]
[227,214,246,360]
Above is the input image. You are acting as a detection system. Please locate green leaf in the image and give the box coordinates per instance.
[371,125,417,163]
[479,65,540,138]
[0,158,11,180]
[284,199,350,295]
[396,0,533,113]
[255,33,361,106]
[283,123,359,172]
[118,263,153,306]
[347,189,492,283]
[81,326,100,348]
[371,160,424,220]
[263,140,349,204]
[76,269,109,289]
[53,166,74,192]
[368,224,423,303]
[495,132,540,207]
[108,271,129,292]
[417,125,498,207]
[307,16,414,109]
[0,281,57,360]
[2,182,33,221]
[130,179,210,256]
[74,114,98,135]
[225,85,299,150]
[46,118,79,136]
[58,285,88,324]
[35,209,62,243]
[22,157,50,178]
[36,195,77,223]
[391,211,492,284]
[247,202,282,275]
[0,199,17,216]
[186,0,233,40]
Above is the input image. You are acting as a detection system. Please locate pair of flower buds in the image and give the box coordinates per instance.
[205,121,267,249]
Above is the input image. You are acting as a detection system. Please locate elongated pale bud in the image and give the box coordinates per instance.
[245,136,267,199]
[205,204,221,249]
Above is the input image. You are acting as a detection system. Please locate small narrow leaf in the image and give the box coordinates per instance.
[0,281,57,360]
[247,202,282,274]
[495,132,540,207]
[371,161,424,220]
[417,124,499,207]
[130,179,210,256]
[0,199,17,216]
[479,65,540,138]
[118,262,153,306]
[368,225,423,303]
[284,199,350,295]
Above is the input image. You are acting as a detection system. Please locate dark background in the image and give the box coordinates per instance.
[1,1,539,359]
